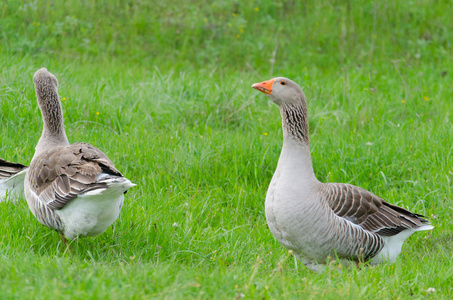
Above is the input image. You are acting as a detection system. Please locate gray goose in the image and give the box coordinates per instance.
[25,68,135,240]
[252,77,433,272]
[0,159,28,202]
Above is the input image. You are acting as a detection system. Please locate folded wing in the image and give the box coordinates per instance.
[29,143,123,210]
[321,183,430,236]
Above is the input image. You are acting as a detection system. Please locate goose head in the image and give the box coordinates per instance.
[251,77,305,107]
[33,68,59,94]
[252,77,309,143]
[33,68,59,108]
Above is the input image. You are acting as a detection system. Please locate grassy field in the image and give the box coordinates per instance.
[1,0,453,298]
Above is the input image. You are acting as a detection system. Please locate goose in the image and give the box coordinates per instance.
[252,77,433,272]
[0,159,28,202]
[24,68,136,240]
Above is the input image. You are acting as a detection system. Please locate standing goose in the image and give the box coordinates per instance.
[252,77,433,272]
[25,68,135,240]
[0,159,28,202]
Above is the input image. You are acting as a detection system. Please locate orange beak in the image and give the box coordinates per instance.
[251,78,275,95]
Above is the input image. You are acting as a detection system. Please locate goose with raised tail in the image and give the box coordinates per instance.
[25,68,136,240]
[252,77,433,272]
[0,159,28,202]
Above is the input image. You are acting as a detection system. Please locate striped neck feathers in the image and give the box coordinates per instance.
[280,102,309,145]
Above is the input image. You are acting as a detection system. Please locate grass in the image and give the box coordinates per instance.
[1,0,453,298]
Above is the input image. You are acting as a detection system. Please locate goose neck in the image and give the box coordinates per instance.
[34,87,69,157]
[277,103,317,182]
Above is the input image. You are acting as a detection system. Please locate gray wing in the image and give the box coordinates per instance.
[322,183,430,236]
[0,159,28,179]
[28,143,123,210]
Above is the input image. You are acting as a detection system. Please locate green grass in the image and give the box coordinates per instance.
[1,0,453,298]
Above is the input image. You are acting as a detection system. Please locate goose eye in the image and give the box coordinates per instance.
[280,81,286,85]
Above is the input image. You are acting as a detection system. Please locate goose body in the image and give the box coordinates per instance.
[0,159,28,201]
[25,68,135,240]
[252,77,433,272]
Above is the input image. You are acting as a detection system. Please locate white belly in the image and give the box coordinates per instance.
[265,170,329,260]
[56,192,124,240]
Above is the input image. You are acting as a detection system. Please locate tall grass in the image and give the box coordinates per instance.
[1,0,452,298]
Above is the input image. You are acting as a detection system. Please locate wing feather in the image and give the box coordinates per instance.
[322,183,430,237]
[28,143,123,210]
[0,159,28,179]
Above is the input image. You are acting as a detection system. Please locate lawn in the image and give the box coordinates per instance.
[1,0,452,298]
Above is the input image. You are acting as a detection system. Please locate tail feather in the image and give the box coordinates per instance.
[414,224,434,232]
[0,168,28,200]
[81,177,135,196]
